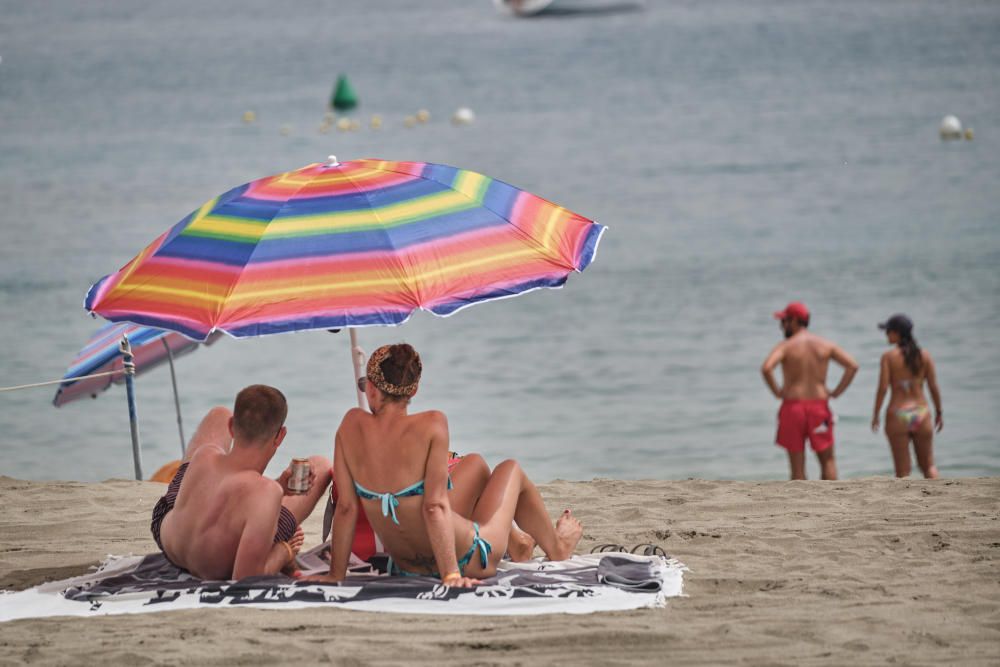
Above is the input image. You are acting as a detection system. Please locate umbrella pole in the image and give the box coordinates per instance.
[119,335,144,481]
[160,338,186,456]
[349,328,367,410]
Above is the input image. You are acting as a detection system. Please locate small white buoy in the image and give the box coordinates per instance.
[403,115,417,128]
[242,110,256,124]
[326,155,340,167]
[279,124,293,136]
[939,115,962,140]
[451,107,475,126]
[336,117,352,132]
[416,109,431,124]
[370,114,383,130]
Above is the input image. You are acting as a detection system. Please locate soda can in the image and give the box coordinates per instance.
[289,458,312,494]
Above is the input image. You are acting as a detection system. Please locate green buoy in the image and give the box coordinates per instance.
[331,75,358,111]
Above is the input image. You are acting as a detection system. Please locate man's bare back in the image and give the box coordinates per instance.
[761,303,858,480]
[160,445,288,580]
[762,331,851,400]
[151,387,331,580]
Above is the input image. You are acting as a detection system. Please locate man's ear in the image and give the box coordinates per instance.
[274,425,287,448]
[228,417,236,439]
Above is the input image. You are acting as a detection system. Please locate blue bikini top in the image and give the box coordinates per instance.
[353,476,453,525]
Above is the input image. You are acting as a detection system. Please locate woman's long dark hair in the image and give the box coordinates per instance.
[899,332,923,375]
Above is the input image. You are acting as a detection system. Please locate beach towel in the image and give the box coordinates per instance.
[0,546,685,621]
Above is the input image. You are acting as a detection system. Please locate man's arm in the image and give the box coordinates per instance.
[421,412,475,587]
[828,344,859,399]
[231,482,287,579]
[871,353,890,431]
[924,352,944,432]
[760,344,785,399]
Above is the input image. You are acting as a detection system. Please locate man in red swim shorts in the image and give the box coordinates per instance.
[761,302,859,480]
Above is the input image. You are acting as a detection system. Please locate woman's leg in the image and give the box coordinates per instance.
[885,416,912,478]
[912,419,939,479]
[448,454,490,517]
[450,454,536,561]
[467,460,581,573]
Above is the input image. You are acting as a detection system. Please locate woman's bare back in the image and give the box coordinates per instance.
[338,408,470,572]
[885,348,929,409]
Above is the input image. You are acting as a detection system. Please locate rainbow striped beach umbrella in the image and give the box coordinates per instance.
[85,157,605,342]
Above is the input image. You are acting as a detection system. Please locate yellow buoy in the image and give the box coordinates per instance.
[336,117,352,132]
[416,109,431,124]
[404,115,417,128]
[279,124,292,136]
[964,128,974,141]
[242,110,257,124]
[370,114,383,130]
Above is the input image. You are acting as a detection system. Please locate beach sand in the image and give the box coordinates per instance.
[0,475,998,665]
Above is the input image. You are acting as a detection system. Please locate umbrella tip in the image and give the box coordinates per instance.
[325,155,340,167]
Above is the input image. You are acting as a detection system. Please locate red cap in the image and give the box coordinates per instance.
[773,301,809,321]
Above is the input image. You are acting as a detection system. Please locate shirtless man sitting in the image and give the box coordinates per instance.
[150,385,331,580]
[761,302,859,480]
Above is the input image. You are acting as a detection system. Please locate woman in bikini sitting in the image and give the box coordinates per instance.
[310,343,582,588]
[871,314,943,478]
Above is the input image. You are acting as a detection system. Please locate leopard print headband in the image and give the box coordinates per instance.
[366,345,421,397]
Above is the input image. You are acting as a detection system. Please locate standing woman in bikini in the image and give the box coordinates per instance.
[871,314,943,478]
[311,343,582,587]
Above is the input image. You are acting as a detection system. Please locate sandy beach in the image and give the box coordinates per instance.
[0,475,997,665]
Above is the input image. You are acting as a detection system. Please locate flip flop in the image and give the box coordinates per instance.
[590,543,627,554]
[630,543,667,557]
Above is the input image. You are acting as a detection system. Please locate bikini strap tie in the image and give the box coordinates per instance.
[471,522,492,568]
[380,492,401,525]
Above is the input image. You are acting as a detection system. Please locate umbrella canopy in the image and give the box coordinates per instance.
[85,158,605,342]
[53,322,212,406]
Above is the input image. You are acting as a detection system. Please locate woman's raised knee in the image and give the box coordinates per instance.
[461,453,490,478]
[493,459,522,477]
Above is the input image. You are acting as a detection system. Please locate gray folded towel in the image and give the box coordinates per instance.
[597,555,664,591]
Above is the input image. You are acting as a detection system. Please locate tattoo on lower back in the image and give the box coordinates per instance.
[400,553,438,573]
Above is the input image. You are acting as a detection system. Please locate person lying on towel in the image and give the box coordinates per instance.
[150,385,331,580]
[305,343,582,588]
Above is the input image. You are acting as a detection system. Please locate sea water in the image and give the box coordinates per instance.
[1,0,998,481]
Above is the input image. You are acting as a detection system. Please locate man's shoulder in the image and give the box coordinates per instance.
[228,470,282,502]
[801,331,838,351]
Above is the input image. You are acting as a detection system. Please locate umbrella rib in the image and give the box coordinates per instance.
[214,168,322,332]
[365,160,579,271]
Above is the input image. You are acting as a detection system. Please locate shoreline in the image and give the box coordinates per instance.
[1,476,998,665]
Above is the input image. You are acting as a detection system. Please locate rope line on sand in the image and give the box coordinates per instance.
[0,369,125,393]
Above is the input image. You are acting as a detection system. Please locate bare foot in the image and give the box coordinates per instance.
[507,527,536,562]
[281,527,305,576]
[288,526,305,554]
[549,509,583,561]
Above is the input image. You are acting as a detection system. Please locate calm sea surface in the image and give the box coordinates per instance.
[1,0,998,482]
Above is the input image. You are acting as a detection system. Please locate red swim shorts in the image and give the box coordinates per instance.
[776,399,834,453]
